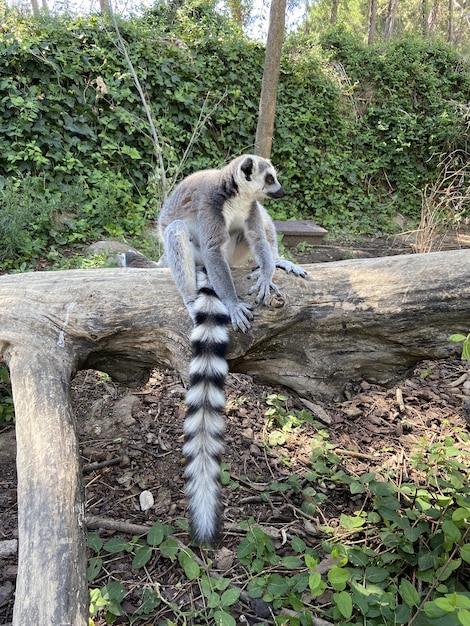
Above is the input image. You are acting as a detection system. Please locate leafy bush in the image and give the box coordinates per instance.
[0,8,469,269]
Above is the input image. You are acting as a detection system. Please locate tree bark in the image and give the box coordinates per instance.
[1,249,470,623]
[384,0,399,41]
[330,0,340,24]
[254,0,286,158]
[422,0,430,36]
[447,0,454,43]
[368,0,378,44]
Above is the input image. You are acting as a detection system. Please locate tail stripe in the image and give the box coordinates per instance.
[183,283,230,545]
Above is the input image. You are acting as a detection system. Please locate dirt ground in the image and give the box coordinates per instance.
[1,231,470,625]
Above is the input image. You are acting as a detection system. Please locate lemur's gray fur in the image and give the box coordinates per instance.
[157,154,306,332]
[121,155,306,545]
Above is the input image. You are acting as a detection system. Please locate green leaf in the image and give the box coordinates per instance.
[449,334,467,342]
[281,556,304,569]
[350,481,366,494]
[462,341,470,361]
[327,566,350,590]
[268,430,286,446]
[461,544,470,564]
[453,508,470,522]
[135,588,161,615]
[452,506,470,522]
[435,597,458,612]
[221,587,241,607]
[333,591,353,619]
[220,463,231,485]
[458,609,470,626]
[160,538,179,561]
[214,577,232,591]
[443,519,462,545]
[207,591,222,608]
[200,575,213,598]
[87,533,103,553]
[178,549,201,580]
[103,537,129,553]
[456,596,470,610]
[365,567,390,583]
[132,545,153,569]
[309,572,325,596]
[340,513,365,529]
[102,581,126,602]
[305,554,319,570]
[291,536,306,553]
[106,599,123,617]
[369,481,396,496]
[87,557,102,582]
[147,522,166,546]
[399,579,420,608]
[213,609,237,626]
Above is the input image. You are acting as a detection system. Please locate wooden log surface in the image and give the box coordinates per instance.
[1,250,468,398]
[1,248,469,625]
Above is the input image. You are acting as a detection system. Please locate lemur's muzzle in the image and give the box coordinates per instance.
[268,186,286,199]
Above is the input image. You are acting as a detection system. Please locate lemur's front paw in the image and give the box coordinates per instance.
[275,259,307,277]
[247,277,282,306]
[230,302,254,333]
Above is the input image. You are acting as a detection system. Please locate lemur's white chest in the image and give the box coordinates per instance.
[220,196,254,266]
[222,196,253,232]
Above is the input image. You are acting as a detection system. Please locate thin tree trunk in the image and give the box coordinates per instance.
[384,0,399,41]
[254,0,286,159]
[447,0,454,43]
[330,0,340,24]
[99,0,111,15]
[368,0,378,44]
[422,0,429,35]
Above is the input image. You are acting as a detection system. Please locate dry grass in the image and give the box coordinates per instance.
[413,149,470,253]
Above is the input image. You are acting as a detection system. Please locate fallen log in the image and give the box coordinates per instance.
[0,249,469,625]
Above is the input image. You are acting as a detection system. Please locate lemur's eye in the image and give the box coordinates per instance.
[265,174,274,185]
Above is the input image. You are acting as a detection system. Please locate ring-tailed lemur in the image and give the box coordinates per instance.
[121,155,306,545]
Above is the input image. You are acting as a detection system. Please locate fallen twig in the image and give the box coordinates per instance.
[396,388,406,412]
[448,372,468,387]
[82,456,123,474]
[334,448,377,461]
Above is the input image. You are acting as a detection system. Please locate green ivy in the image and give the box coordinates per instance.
[1,9,469,269]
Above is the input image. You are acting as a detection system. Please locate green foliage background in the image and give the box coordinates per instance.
[0,1,469,268]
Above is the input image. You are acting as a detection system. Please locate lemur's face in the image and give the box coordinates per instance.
[240,156,285,200]
[263,168,285,199]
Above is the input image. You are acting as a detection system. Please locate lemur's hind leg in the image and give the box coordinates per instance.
[163,220,198,318]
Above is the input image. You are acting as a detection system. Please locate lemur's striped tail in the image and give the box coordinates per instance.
[183,278,230,545]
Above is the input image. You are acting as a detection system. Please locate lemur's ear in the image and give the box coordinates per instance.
[240,156,254,181]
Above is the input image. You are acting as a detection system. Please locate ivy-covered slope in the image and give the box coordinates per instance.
[0,3,469,267]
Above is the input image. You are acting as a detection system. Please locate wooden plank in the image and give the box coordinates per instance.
[274,220,328,246]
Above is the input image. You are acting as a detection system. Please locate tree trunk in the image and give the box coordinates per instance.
[422,0,430,36]
[99,0,111,15]
[330,0,340,24]
[227,0,248,27]
[368,0,378,44]
[254,0,286,158]
[9,352,88,626]
[447,0,454,43]
[384,0,399,41]
[1,249,470,623]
